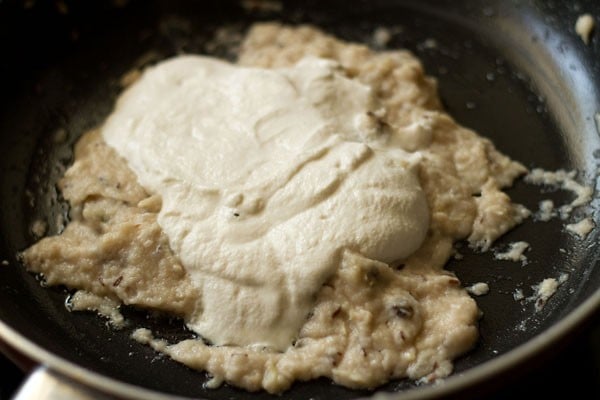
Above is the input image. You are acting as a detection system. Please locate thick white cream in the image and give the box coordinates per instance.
[102,55,429,350]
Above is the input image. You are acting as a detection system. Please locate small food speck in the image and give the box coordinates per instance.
[372,27,392,47]
[204,375,225,389]
[524,169,593,218]
[558,273,569,285]
[495,241,529,265]
[513,288,524,301]
[467,282,489,296]
[422,38,438,49]
[532,278,560,311]
[536,199,554,221]
[575,14,595,44]
[566,217,595,239]
[30,220,47,238]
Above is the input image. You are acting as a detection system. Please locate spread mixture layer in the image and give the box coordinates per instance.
[22,23,531,393]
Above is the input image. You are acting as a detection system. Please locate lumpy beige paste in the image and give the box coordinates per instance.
[22,23,528,393]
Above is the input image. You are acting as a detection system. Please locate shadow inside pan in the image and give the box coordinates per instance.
[0,1,599,399]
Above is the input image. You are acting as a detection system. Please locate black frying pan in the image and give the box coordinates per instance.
[0,1,599,399]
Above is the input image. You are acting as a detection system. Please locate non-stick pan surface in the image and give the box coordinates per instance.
[1,1,599,399]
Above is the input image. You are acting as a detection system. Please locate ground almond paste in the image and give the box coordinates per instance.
[22,23,528,393]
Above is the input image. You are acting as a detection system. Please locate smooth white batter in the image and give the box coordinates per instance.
[102,56,429,350]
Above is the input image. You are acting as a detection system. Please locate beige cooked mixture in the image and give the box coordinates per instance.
[23,24,530,393]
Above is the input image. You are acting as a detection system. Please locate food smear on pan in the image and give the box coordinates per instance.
[21,23,594,393]
[494,241,529,265]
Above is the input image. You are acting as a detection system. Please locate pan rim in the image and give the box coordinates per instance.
[0,287,598,399]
